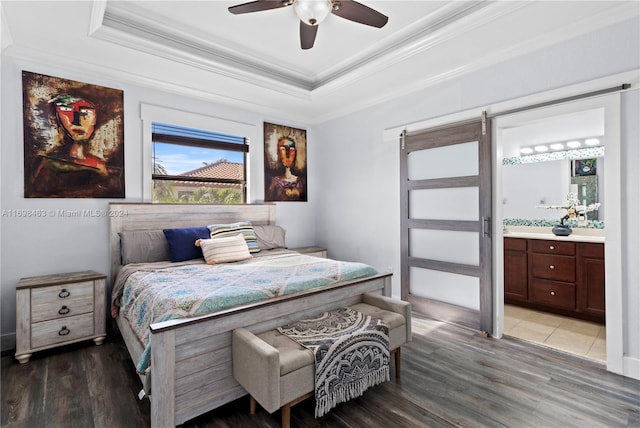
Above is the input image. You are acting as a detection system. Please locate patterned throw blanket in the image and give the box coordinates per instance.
[277,307,390,417]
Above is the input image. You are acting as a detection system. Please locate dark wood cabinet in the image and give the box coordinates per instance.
[577,243,606,319]
[504,238,528,302]
[504,237,604,323]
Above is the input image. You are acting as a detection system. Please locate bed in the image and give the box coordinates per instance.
[108,203,392,427]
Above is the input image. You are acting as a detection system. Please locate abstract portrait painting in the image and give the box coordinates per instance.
[263,122,307,202]
[22,71,125,198]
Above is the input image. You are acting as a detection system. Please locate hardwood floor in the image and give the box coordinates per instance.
[2,315,638,428]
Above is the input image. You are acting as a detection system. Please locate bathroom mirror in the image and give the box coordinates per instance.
[502,154,604,223]
[501,108,605,226]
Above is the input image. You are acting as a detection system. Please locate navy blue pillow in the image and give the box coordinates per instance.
[163,226,211,262]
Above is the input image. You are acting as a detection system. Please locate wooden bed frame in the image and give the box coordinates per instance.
[108,203,392,427]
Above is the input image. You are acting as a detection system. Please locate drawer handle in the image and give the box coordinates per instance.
[549,245,555,250]
[58,306,70,315]
[549,265,555,270]
[58,326,70,336]
[550,291,556,296]
[58,289,70,298]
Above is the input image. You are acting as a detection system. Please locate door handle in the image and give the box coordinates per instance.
[482,216,491,237]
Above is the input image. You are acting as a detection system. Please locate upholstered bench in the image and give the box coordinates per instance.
[232,293,411,428]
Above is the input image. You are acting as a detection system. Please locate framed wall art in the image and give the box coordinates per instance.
[572,158,597,176]
[263,122,307,202]
[22,71,125,198]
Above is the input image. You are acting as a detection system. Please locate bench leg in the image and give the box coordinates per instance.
[281,403,291,428]
[280,392,312,428]
[394,347,402,379]
[250,396,256,415]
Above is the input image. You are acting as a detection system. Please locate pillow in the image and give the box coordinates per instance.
[208,221,261,253]
[163,226,211,262]
[196,234,252,265]
[253,225,287,250]
[119,230,171,264]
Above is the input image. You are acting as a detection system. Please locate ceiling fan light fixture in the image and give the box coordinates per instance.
[294,0,332,26]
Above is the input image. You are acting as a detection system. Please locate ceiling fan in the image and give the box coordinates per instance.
[228,0,388,49]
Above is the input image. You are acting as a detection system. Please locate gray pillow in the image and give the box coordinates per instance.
[253,225,287,250]
[120,230,171,264]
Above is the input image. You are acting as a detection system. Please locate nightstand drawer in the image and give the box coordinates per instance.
[31,313,95,349]
[31,281,94,323]
[531,279,575,310]
[530,254,575,283]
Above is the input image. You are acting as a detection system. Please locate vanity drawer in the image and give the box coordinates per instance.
[504,237,527,251]
[530,254,575,282]
[531,279,575,310]
[31,313,95,349]
[529,240,575,255]
[31,281,94,323]
[579,242,604,259]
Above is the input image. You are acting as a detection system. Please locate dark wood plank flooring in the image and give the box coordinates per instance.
[2,315,638,427]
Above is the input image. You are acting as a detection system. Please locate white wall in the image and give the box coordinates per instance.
[314,18,639,366]
[0,58,318,336]
[1,8,638,375]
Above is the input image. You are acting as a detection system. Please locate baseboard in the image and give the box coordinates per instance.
[1,333,16,357]
[623,356,640,380]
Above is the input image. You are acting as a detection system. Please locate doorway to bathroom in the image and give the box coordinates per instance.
[493,94,622,369]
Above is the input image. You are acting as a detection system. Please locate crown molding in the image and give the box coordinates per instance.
[90,0,497,94]
[91,2,313,92]
[5,1,637,126]
[310,2,640,123]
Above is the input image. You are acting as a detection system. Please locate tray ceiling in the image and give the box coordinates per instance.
[2,1,638,122]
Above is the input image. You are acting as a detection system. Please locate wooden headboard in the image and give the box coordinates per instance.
[108,203,276,283]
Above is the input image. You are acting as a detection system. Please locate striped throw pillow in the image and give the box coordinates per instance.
[208,221,261,253]
[196,234,252,265]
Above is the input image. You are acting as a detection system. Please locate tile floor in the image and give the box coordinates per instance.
[503,304,606,363]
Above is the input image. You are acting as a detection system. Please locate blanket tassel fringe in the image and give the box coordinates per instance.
[315,367,390,418]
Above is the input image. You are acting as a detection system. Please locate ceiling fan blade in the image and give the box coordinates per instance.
[331,0,388,28]
[300,21,319,49]
[228,0,291,15]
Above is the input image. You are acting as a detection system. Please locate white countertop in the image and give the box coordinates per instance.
[503,226,605,243]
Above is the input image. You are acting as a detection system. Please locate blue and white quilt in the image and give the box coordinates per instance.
[111,250,378,372]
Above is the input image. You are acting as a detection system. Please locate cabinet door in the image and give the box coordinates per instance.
[578,243,605,319]
[504,249,528,301]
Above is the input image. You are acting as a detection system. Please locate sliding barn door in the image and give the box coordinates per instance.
[400,118,493,334]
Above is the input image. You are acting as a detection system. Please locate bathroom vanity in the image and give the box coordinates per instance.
[504,228,605,324]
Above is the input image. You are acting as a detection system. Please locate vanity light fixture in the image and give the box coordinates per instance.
[517,135,603,159]
[566,140,582,148]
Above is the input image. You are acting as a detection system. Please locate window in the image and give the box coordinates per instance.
[151,122,248,203]
[141,104,256,203]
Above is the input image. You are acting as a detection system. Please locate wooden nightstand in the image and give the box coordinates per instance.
[15,271,107,363]
[291,246,328,258]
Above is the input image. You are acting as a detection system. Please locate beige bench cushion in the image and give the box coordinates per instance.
[349,302,407,350]
[257,330,313,376]
[349,302,406,329]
